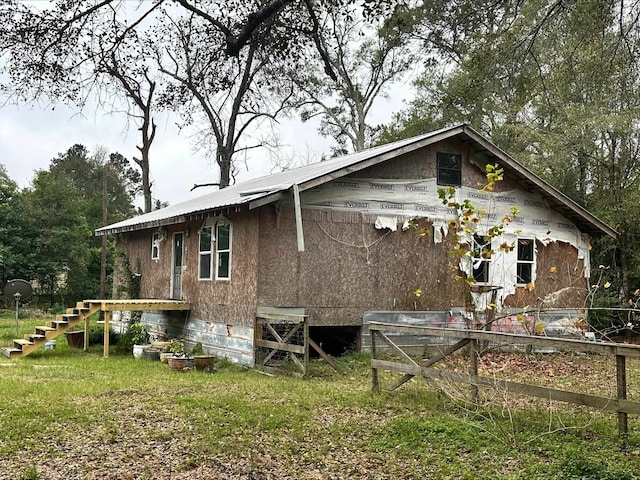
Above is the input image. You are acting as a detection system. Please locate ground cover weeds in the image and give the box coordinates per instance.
[1,311,640,479]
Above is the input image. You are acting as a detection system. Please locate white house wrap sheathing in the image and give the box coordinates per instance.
[298,177,591,306]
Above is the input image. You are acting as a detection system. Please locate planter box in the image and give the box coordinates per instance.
[65,331,84,348]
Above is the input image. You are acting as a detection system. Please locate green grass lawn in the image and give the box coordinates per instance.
[1,311,640,479]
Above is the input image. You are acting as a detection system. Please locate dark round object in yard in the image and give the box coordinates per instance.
[3,279,33,301]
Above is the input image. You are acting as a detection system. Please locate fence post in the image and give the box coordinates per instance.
[616,354,628,438]
[303,318,309,376]
[469,338,479,405]
[371,329,379,392]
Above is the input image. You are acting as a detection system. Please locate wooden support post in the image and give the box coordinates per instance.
[469,338,479,406]
[103,310,111,358]
[84,315,90,352]
[616,354,628,437]
[303,318,309,376]
[371,330,379,392]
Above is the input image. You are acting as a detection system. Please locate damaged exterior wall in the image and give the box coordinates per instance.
[258,139,589,327]
[113,136,590,364]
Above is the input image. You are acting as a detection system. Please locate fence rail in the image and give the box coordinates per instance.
[369,321,640,436]
[254,313,340,376]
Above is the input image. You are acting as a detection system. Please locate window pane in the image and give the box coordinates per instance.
[217,224,230,250]
[517,263,532,284]
[199,226,212,252]
[152,233,159,259]
[473,261,490,283]
[517,239,534,261]
[199,253,211,279]
[472,235,491,283]
[437,152,462,186]
[217,252,229,279]
[437,152,461,169]
[438,169,461,186]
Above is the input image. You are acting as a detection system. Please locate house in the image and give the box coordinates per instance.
[96,124,616,366]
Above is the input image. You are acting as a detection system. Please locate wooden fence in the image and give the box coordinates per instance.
[254,313,340,376]
[369,321,640,436]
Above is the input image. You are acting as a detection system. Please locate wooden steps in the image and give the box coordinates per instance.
[1,300,96,359]
[1,298,189,359]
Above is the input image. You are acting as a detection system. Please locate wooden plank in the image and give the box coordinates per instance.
[617,355,628,436]
[288,350,306,374]
[103,311,110,358]
[35,325,55,331]
[371,359,421,375]
[388,374,415,392]
[469,339,479,404]
[423,369,640,415]
[371,328,379,392]
[255,339,305,355]
[257,314,307,324]
[422,339,471,368]
[367,322,640,358]
[260,321,304,366]
[375,330,419,368]
[82,299,190,311]
[303,318,309,375]
[309,338,341,373]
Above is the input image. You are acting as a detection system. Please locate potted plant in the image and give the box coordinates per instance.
[191,342,216,371]
[165,339,194,371]
[129,323,150,359]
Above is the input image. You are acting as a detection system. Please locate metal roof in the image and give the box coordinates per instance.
[96,124,616,238]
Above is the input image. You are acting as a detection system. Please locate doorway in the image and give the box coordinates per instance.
[171,232,184,299]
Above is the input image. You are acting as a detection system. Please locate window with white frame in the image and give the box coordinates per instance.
[517,238,535,284]
[215,222,232,280]
[151,232,160,260]
[472,234,491,284]
[198,226,213,280]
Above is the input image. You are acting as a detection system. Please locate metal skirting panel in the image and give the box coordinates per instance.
[142,311,254,367]
[362,311,468,352]
[363,309,587,353]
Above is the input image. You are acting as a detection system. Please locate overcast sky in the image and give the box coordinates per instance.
[0,102,322,207]
[0,89,409,209]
